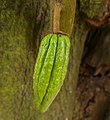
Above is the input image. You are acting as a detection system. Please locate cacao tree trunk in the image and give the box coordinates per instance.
[0,0,110,120]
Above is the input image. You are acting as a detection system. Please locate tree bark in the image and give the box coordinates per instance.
[0,0,110,120]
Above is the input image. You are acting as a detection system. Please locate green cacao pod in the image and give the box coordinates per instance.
[33,33,70,112]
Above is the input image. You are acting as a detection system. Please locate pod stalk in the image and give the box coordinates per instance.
[53,2,62,33]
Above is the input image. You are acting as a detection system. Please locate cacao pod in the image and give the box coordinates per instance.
[33,33,70,112]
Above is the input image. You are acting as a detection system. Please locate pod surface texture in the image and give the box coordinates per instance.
[33,34,70,112]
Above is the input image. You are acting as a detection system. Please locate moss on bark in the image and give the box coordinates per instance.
[80,0,104,18]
